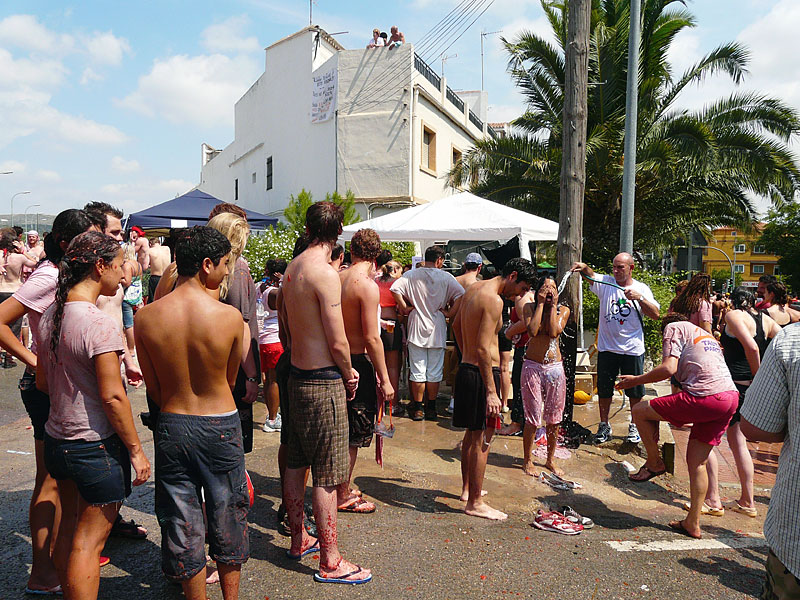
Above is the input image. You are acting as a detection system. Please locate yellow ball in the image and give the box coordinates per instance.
[573,390,591,405]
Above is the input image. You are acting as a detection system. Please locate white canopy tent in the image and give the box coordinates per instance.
[340,192,558,260]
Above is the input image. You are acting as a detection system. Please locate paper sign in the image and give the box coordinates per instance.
[311,68,337,123]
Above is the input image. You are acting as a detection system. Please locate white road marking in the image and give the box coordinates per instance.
[6,450,32,455]
[607,534,767,552]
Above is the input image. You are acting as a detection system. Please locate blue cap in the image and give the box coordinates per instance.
[465,252,483,265]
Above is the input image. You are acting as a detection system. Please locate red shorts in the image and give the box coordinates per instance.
[259,342,284,371]
[650,389,738,446]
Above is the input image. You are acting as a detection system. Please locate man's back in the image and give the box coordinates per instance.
[457,279,501,367]
[0,254,33,292]
[340,265,376,355]
[135,283,243,415]
[149,244,171,276]
[392,267,463,347]
[283,247,341,369]
[456,271,479,291]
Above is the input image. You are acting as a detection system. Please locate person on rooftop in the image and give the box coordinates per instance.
[366,29,385,49]
[387,26,405,49]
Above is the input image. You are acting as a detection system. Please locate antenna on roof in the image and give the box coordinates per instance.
[309,0,318,26]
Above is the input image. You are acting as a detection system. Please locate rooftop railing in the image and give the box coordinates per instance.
[414,53,440,89]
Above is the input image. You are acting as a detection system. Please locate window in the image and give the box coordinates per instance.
[752,265,765,274]
[266,156,273,191]
[753,245,765,254]
[421,124,436,173]
[734,264,744,273]
[734,243,745,253]
[252,172,256,184]
[452,146,462,167]
[775,265,781,275]
[234,178,239,201]
[731,231,737,236]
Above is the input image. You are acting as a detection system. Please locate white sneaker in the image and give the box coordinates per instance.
[446,398,454,414]
[261,413,282,433]
[626,423,641,444]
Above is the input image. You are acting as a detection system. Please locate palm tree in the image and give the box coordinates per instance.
[450,0,800,264]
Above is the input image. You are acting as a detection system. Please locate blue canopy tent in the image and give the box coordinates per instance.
[127,189,278,230]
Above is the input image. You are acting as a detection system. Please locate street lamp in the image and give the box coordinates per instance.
[696,245,735,292]
[10,191,30,228]
[24,203,41,232]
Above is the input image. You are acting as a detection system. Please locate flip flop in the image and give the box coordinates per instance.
[629,465,667,482]
[682,501,724,516]
[110,516,148,539]
[99,556,110,568]
[668,519,702,539]
[286,540,320,560]
[338,497,376,514]
[314,566,373,585]
[24,585,63,596]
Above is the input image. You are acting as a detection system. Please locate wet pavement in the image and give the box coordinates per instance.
[0,365,770,599]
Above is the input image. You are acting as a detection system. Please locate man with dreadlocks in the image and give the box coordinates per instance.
[670,273,713,334]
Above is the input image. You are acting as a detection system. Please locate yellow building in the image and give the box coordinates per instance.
[702,225,781,290]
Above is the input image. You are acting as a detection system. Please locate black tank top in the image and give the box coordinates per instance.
[721,310,769,380]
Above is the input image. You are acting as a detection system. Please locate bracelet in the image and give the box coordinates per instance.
[245,376,260,383]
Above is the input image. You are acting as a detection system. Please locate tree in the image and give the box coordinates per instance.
[283,188,361,235]
[450,0,800,265]
[710,268,742,291]
[759,202,800,290]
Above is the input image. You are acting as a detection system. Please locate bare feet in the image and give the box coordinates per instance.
[523,461,538,477]
[319,557,372,582]
[464,502,508,521]
[205,561,219,584]
[289,535,318,558]
[545,461,564,477]
[460,489,488,502]
[498,423,522,436]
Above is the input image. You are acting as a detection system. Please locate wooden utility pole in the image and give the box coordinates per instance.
[557,0,591,423]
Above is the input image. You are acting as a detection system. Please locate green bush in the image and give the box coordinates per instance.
[580,268,680,362]
[382,241,416,266]
[243,224,297,277]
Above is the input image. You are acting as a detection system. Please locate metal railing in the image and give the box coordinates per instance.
[414,53,440,89]
[469,109,483,131]
[446,86,464,112]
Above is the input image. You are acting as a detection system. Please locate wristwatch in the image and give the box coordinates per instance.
[245,376,260,383]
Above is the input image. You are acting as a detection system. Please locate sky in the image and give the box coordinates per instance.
[1,0,797,221]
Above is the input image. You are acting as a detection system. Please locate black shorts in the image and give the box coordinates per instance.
[45,433,131,505]
[597,351,645,399]
[498,330,513,353]
[20,370,49,441]
[232,368,253,454]
[452,363,501,431]
[728,383,749,425]
[276,350,292,445]
[349,354,377,447]
[148,274,161,303]
[0,292,22,337]
[380,321,402,352]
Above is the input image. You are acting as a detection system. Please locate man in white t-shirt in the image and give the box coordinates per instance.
[391,245,464,421]
[571,253,660,444]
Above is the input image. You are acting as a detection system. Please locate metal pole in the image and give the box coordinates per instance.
[36,213,39,232]
[481,30,484,91]
[686,230,693,279]
[10,191,30,228]
[619,0,641,253]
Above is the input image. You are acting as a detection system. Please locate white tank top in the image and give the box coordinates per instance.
[258,285,280,345]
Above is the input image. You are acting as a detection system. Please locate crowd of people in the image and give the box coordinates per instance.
[1,199,798,599]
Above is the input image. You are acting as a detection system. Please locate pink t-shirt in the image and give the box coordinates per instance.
[662,321,736,397]
[12,261,58,354]
[689,300,712,327]
[39,302,125,441]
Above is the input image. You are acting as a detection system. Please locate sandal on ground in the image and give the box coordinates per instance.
[314,562,372,585]
[668,519,702,539]
[99,556,110,568]
[628,465,667,482]
[338,497,376,513]
[110,516,148,539]
[682,501,724,516]
[286,540,320,560]
[24,585,63,596]
[729,502,758,518]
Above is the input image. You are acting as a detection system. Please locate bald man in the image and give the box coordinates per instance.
[571,253,660,444]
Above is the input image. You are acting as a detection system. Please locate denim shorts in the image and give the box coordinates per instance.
[155,412,249,581]
[20,370,49,441]
[44,433,131,505]
[121,300,134,329]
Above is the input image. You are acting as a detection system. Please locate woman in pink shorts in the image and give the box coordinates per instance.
[617,313,738,539]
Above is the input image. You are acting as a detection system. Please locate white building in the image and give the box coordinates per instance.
[199,27,493,220]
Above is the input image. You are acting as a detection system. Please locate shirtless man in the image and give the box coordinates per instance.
[129,226,150,272]
[520,276,570,476]
[386,25,405,49]
[147,237,171,303]
[135,226,248,600]
[452,257,536,520]
[282,202,371,585]
[0,230,38,367]
[455,252,483,290]
[337,229,395,514]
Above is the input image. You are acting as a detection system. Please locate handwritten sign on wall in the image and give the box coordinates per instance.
[311,68,337,123]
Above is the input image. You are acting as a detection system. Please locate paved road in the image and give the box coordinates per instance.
[0,372,768,599]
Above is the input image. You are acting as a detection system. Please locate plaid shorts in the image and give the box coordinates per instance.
[762,549,800,600]
[285,368,348,488]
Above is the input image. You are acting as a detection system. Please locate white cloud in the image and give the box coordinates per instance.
[80,67,103,84]
[0,48,68,89]
[117,53,260,125]
[201,16,261,54]
[36,169,61,181]
[0,14,74,54]
[111,156,141,173]
[0,160,26,173]
[83,30,131,66]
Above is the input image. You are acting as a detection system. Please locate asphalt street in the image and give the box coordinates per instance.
[0,365,769,600]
